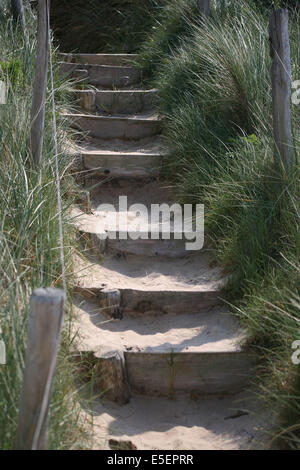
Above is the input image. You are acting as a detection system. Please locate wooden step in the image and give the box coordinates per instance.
[125,350,252,397]
[74,210,204,258]
[71,178,204,256]
[88,234,201,258]
[59,62,141,88]
[73,249,222,315]
[75,286,222,317]
[75,138,166,178]
[74,299,252,398]
[64,113,161,140]
[59,53,138,66]
[77,89,158,115]
[82,151,161,179]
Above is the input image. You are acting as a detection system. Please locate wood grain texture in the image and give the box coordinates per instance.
[74,285,221,316]
[15,288,65,450]
[77,89,157,115]
[83,152,161,179]
[59,53,138,66]
[99,288,122,319]
[269,9,293,172]
[94,350,131,404]
[65,114,161,140]
[59,62,141,88]
[121,288,222,316]
[125,351,252,397]
[30,0,50,166]
[106,237,192,258]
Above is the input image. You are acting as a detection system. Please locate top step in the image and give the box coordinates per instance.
[59,53,138,67]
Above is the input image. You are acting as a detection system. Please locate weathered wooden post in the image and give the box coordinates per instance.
[269,8,293,173]
[198,0,210,17]
[11,0,26,31]
[99,288,122,319]
[30,0,50,167]
[95,350,131,405]
[15,288,66,450]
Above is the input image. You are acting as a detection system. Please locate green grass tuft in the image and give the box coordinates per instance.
[0,1,90,449]
[50,0,164,54]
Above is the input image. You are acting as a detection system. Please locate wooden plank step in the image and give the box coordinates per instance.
[75,286,222,316]
[71,176,204,256]
[74,299,252,398]
[73,210,204,258]
[125,350,252,396]
[82,152,161,179]
[59,62,141,88]
[76,89,158,114]
[63,113,161,140]
[59,53,138,66]
[74,137,166,178]
[73,249,223,315]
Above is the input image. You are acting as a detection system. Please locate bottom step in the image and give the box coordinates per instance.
[74,299,253,399]
[79,392,268,450]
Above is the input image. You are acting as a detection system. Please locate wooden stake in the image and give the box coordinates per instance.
[269,9,293,172]
[99,288,122,319]
[30,0,50,167]
[11,0,26,31]
[15,288,65,450]
[198,0,210,17]
[95,350,131,405]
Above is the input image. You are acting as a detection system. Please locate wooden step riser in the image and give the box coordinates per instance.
[78,350,252,401]
[73,351,131,405]
[125,351,252,397]
[122,289,221,315]
[82,153,161,179]
[74,286,222,316]
[60,53,138,66]
[80,231,200,258]
[68,115,161,140]
[59,62,141,88]
[77,90,157,115]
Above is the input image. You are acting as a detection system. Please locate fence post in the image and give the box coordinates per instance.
[15,288,66,450]
[269,8,293,173]
[11,0,26,31]
[30,0,50,167]
[198,0,210,17]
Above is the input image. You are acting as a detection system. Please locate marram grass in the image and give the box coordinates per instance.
[0,1,90,449]
[139,0,300,448]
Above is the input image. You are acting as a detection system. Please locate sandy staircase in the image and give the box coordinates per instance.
[60,53,262,450]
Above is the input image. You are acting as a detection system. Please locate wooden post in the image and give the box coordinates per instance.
[30,0,50,167]
[95,350,131,405]
[198,0,210,17]
[11,0,26,31]
[99,288,122,319]
[269,8,293,172]
[15,288,66,450]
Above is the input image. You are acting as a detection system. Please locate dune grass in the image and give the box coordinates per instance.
[50,0,164,54]
[2,0,298,450]
[138,0,300,448]
[0,1,90,449]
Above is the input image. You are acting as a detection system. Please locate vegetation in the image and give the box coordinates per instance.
[138,0,300,448]
[0,0,299,450]
[50,0,164,54]
[0,1,88,449]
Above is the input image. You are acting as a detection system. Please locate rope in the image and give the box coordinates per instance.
[31,1,67,450]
